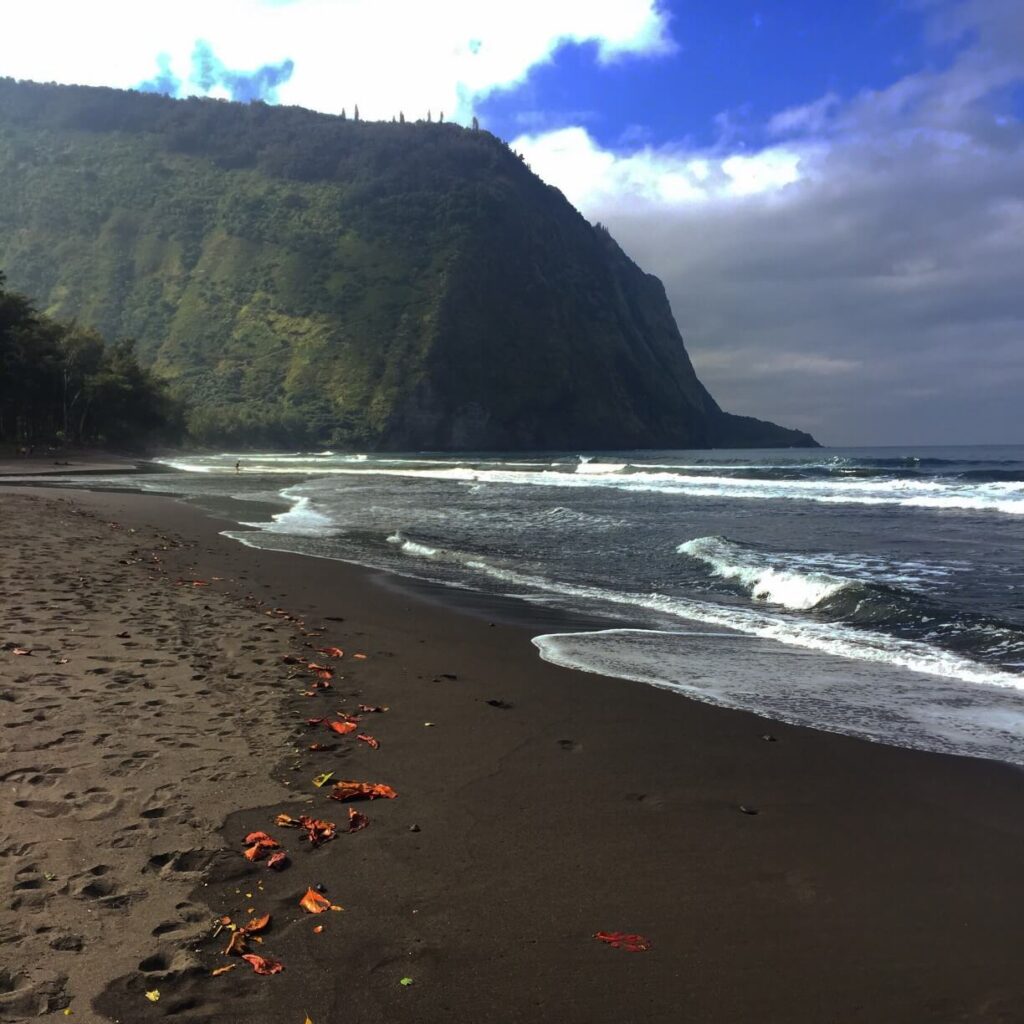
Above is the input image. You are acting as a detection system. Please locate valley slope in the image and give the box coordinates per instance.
[0,78,816,450]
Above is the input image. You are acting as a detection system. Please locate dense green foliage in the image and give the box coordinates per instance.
[0,78,816,450]
[0,272,179,446]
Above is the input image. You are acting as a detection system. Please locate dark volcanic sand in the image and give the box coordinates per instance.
[1,486,1022,1024]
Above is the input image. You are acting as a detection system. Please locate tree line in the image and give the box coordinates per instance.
[0,272,181,448]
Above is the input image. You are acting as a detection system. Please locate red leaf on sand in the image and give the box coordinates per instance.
[299,887,332,914]
[356,733,380,750]
[224,929,248,956]
[243,833,279,862]
[266,851,288,870]
[346,808,369,833]
[298,816,337,846]
[242,953,283,975]
[244,831,276,845]
[317,647,344,659]
[326,719,358,736]
[357,704,388,713]
[306,662,333,674]
[245,913,271,934]
[330,781,397,802]
[594,931,651,952]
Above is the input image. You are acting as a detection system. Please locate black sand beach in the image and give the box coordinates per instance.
[1,483,1023,1023]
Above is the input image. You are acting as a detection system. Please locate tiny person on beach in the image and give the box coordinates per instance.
[235,460,241,473]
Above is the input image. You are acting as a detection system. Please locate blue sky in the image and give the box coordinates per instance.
[480,1,936,150]
[0,0,1022,443]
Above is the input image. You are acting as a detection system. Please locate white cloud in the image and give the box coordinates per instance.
[514,126,805,207]
[513,0,1024,444]
[0,0,672,121]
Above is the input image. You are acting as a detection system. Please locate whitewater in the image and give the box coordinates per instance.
[62,444,1024,764]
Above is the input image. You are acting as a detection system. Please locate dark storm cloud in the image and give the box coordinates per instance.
[583,0,1024,444]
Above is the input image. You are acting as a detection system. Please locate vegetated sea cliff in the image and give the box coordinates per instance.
[0,78,817,450]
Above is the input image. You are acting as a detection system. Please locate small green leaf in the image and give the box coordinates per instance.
[312,772,334,788]
[399,977,414,987]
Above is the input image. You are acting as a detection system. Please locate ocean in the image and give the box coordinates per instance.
[98,446,1024,765]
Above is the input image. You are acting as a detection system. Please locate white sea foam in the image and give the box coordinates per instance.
[155,455,1024,515]
[383,537,1023,690]
[240,488,334,536]
[575,461,626,474]
[678,536,851,610]
[531,629,1024,765]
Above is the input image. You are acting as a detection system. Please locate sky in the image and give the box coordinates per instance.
[1,0,1022,445]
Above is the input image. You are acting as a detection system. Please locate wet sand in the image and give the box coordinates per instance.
[1,485,1022,1023]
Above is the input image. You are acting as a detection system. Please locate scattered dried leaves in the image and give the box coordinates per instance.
[242,832,280,862]
[356,733,380,750]
[330,781,397,802]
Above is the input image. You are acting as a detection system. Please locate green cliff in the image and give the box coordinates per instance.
[0,78,817,450]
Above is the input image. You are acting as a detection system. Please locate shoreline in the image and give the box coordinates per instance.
[2,484,1023,1022]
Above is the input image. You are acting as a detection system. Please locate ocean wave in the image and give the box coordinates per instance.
[156,453,1024,516]
[386,531,440,558]
[239,488,335,536]
[378,535,1022,689]
[532,629,1024,766]
[678,536,852,610]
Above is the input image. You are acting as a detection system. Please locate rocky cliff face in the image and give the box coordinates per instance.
[0,78,817,449]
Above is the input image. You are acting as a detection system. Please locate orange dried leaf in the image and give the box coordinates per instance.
[275,814,300,828]
[326,719,357,736]
[266,851,288,871]
[594,931,651,952]
[346,807,369,833]
[356,733,380,750]
[312,925,324,934]
[317,647,344,659]
[211,964,237,977]
[244,831,276,845]
[224,929,248,956]
[306,662,332,675]
[330,781,397,802]
[299,887,331,914]
[245,913,271,933]
[241,953,283,975]
[353,653,368,660]
[297,816,337,846]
